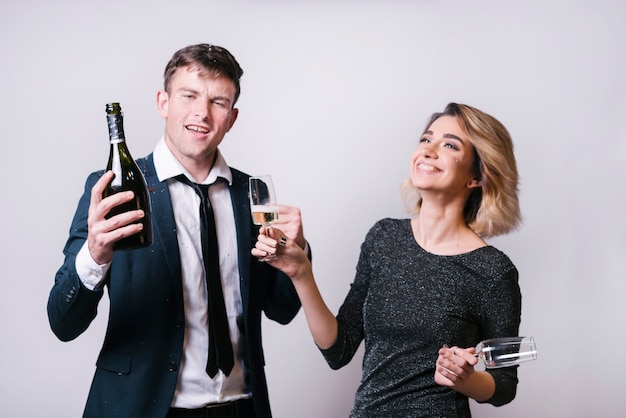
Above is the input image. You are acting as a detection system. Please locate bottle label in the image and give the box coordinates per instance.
[107,114,126,142]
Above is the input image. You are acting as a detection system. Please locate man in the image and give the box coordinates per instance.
[48,43,305,418]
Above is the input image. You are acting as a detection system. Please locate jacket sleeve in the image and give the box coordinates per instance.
[230,166,304,326]
[259,243,310,324]
[48,172,106,341]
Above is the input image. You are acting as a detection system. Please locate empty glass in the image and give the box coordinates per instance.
[475,336,537,369]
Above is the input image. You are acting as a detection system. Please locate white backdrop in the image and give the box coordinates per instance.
[1,1,625,417]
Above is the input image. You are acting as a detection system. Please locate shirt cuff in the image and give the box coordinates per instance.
[76,242,111,291]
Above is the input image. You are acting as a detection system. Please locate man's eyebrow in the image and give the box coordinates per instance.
[177,87,199,95]
[176,88,232,104]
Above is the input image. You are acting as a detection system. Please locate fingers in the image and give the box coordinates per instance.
[435,345,476,386]
[87,171,144,264]
[251,228,313,280]
[277,205,300,217]
[90,171,136,220]
[92,171,114,201]
[254,227,282,258]
[273,205,306,249]
[89,171,113,216]
[441,345,477,364]
[253,227,291,260]
[453,347,478,366]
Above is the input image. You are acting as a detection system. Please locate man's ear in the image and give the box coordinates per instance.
[226,107,239,132]
[156,90,169,118]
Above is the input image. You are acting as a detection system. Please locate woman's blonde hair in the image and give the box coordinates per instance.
[400,103,521,237]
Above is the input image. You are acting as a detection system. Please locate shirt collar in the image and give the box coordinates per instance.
[153,136,232,185]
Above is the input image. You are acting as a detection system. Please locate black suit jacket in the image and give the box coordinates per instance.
[48,155,302,418]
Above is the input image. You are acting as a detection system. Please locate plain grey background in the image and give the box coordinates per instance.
[1,0,625,417]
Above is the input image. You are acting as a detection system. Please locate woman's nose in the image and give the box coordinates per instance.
[420,141,437,158]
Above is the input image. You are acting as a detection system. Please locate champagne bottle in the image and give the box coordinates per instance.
[103,102,153,250]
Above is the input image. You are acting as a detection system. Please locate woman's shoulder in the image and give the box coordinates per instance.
[370,217,411,231]
[359,218,414,257]
[364,218,411,239]
[361,218,414,249]
[477,244,515,263]
[464,244,518,279]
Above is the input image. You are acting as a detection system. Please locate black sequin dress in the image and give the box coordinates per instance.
[320,218,522,417]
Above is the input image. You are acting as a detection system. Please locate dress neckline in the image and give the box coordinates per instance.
[400,218,490,258]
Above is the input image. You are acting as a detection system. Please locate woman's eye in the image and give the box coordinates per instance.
[444,142,459,150]
[419,137,430,143]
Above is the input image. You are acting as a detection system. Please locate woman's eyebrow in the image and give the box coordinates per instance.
[423,130,466,145]
[443,133,465,144]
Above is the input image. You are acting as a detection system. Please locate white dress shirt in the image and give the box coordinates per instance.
[76,137,250,407]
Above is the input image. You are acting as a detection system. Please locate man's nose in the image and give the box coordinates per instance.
[193,101,211,119]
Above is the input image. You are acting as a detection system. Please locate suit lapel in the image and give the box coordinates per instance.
[229,169,253,311]
[139,155,183,295]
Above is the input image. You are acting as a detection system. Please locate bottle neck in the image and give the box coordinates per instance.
[107,113,126,143]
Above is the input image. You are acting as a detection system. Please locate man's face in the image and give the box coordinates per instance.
[157,66,238,175]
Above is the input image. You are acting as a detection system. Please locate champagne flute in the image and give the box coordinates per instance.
[249,175,279,229]
[475,336,537,369]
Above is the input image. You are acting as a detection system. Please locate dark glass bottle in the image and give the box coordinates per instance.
[103,102,153,250]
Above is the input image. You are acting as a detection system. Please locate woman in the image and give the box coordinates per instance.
[254,103,522,417]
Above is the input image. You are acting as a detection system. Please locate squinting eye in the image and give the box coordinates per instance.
[419,137,430,143]
[443,143,459,150]
[212,100,229,108]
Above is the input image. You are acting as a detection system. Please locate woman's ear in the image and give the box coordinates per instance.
[467,177,483,189]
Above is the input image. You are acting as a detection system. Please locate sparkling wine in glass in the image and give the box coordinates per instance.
[476,336,537,369]
[249,175,278,228]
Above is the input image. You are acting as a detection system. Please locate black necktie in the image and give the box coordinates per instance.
[177,175,234,377]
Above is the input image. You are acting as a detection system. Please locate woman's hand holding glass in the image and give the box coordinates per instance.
[435,336,537,394]
[435,345,479,389]
[271,206,306,250]
[252,226,311,279]
[436,336,537,386]
[249,175,306,253]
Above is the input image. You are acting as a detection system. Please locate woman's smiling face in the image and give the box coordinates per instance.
[410,115,481,196]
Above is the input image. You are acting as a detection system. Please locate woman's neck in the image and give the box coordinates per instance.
[411,201,486,255]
